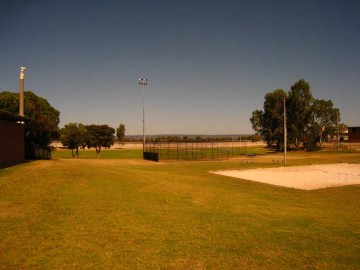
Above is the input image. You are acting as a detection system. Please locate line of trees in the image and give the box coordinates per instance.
[60,123,121,158]
[0,91,125,159]
[250,79,346,151]
[147,135,258,142]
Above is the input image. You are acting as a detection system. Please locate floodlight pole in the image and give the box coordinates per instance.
[337,110,339,151]
[284,95,287,166]
[139,77,148,155]
[19,67,26,116]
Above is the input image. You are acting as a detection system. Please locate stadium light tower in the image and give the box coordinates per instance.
[19,66,26,116]
[284,94,287,166]
[138,77,148,154]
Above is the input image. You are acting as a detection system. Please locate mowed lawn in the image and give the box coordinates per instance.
[1,152,360,269]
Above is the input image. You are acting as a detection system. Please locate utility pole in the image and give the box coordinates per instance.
[19,67,26,116]
[284,95,287,166]
[337,110,339,151]
[138,77,148,155]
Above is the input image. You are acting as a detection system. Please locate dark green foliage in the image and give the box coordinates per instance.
[116,123,126,144]
[250,79,344,151]
[309,99,339,149]
[249,133,261,142]
[85,124,115,157]
[0,91,18,113]
[0,91,60,158]
[250,89,286,151]
[60,123,87,158]
[287,79,314,149]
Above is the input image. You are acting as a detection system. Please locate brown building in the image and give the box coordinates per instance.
[348,126,360,143]
[0,111,30,168]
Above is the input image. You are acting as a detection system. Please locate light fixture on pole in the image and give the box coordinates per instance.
[19,67,26,116]
[138,77,148,155]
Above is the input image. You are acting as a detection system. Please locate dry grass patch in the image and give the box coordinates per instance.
[1,153,360,269]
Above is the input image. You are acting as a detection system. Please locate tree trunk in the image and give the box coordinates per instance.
[294,138,299,149]
[96,147,101,158]
[319,132,323,150]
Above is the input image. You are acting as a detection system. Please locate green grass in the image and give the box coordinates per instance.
[52,149,143,159]
[52,146,268,161]
[0,153,360,269]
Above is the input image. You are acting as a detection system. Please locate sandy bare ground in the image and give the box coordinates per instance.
[211,163,360,190]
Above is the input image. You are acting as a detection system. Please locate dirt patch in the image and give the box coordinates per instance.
[211,163,360,190]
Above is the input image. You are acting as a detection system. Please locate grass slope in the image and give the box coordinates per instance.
[0,153,359,269]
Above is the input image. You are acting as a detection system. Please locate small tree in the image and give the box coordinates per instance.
[116,123,126,145]
[86,125,115,158]
[60,123,86,158]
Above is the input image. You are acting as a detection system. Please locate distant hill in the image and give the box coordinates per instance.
[125,134,254,141]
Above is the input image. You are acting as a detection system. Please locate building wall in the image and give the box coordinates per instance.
[0,119,25,168]
[348,127,360,142]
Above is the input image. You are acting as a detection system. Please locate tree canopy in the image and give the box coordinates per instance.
[287,79,314,148]
[250,89,286,151]
[0,91,60,158]
[250,79,342,151]
[60,123,87,158]
[310,99,339,148]
[116,123,126,144]
[85,124,115,157]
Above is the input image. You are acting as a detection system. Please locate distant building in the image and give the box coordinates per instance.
[348,126,360,142]
[0,111,30,168]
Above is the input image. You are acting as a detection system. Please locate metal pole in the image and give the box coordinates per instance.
[232,136,234,158]
[142,83,145,153]
[139,78,148,155]
[337,110,339,151]
[284,95,287,166]
[19,67,26,116]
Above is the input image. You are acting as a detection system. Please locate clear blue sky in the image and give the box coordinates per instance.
[1,0,359,135]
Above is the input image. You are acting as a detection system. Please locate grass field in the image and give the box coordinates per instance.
[1,152,360,269]
[52,148,143,159]
[52,145,267,160]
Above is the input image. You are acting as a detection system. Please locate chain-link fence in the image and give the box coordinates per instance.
[321,142,360,152]
[144,140,252,161]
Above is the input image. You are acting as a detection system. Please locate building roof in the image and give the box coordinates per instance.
[0,110,32,122]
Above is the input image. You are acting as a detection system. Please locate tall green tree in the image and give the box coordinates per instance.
[0,91,60,158]
[310,99,339,149]
[250,79,343,151]
[250,109,264,138]
[287,79,314,149]
[60,123,87,158]
[85,125,115,158]
[116,123,126,144]
[250,89,286,151]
